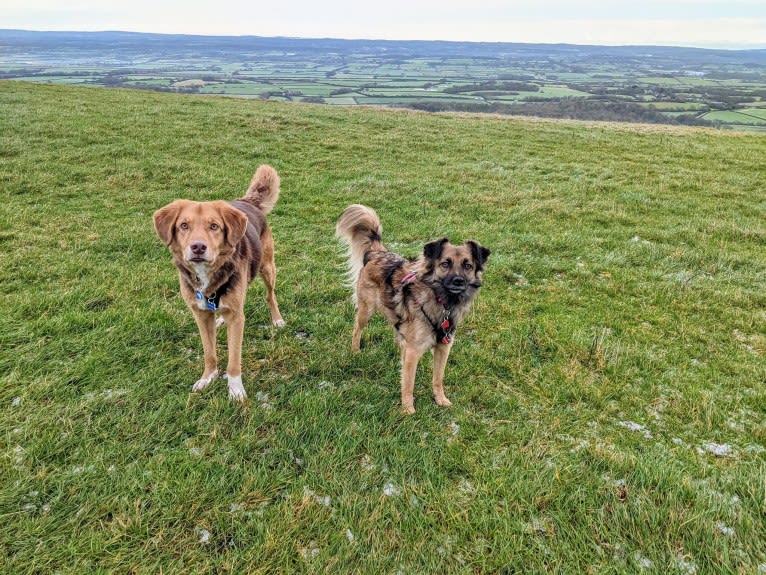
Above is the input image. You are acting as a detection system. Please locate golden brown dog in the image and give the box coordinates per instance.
[153,165,285,401]
[336,204,490,414]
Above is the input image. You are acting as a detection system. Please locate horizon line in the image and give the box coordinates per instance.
[3,27,765,52]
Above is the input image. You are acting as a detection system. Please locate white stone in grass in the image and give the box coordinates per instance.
[383,482,401,497]
[702,442,732,457]
[757,563,766,573]
[360,454,376,471]
[715,521,735,536]
[303,486,331,507]
[677,557,697,574]
[11,396,21,406]
[318,380,333,390]
[345,529,355,543]
[197,528,210,545]
[449,421,461,436]
[634,552,652,569]
[300,543,320,560]
[619,420,653,439]
[255,391,273,410]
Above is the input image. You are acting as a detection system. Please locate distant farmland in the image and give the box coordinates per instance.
[2,30,766,130]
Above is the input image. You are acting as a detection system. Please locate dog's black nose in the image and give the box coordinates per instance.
[190,241,207,255]
[445,276,467,293]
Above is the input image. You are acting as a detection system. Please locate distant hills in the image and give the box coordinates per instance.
[3,29,766,66]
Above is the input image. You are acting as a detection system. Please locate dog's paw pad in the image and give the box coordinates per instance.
[273,319,286,328]
[226,374,247,402]
[192,370,218,392]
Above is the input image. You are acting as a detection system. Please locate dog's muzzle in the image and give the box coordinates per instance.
[187,241,209,263]
[444,276,467,294]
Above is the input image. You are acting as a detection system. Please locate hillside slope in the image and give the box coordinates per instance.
[1,82,764,573]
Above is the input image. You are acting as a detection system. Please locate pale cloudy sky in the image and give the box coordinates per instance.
[2,0,765,49]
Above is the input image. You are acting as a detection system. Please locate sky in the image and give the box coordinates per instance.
[2,0,765,50]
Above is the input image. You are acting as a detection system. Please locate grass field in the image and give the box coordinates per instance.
[1,81,765,574]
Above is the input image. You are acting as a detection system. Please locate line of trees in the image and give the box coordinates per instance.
[407,98,718,127]
[443,80,539,94]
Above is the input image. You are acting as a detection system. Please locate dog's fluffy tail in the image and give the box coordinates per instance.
[335,204,384,304]
[242,165,280,214]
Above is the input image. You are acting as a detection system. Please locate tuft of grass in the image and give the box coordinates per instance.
[1,81,765,573]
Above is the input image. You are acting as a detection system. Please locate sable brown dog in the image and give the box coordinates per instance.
[153,165,285,401]
[336,204,490,415]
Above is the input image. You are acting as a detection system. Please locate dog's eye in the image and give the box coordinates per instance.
[440,261,451,270]
[179,222,189,230]
[463,261,473,271]
[210,223,219,231]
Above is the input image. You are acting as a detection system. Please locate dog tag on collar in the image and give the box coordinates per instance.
[441,319,450,329]
[195,290,217,312]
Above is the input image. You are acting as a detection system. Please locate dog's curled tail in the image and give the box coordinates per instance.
[243,164,280,214]
[335,204,384,303]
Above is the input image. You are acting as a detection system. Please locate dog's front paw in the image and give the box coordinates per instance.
[401,404,416,416]
[226,374,248,402]
[192,369,218,392]
[434,395,452,407]
[215,317,225,329]
[273,319,286,328]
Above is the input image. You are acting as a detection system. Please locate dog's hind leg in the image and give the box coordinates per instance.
[191,309,219,392]
[259,229,285,328]
[432,342,453,407]
[351,299,374,351]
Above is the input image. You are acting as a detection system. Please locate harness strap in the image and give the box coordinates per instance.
[421,305,455,345]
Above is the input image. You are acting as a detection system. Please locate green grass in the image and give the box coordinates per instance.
[702,110,766,125]
[1,80,765,574]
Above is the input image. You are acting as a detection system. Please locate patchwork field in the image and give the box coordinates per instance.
[1,81,765,574]
[3,30,766,131]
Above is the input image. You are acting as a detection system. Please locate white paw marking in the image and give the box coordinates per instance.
[215,316,225,329]
[273,319,286,328]
[226,374,247,401]
[192,369,218,392]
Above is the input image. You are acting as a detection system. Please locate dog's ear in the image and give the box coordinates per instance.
[219,203,248,248]
[466,240,491,270]
[424,237,449,260]
[153,201,183,246]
